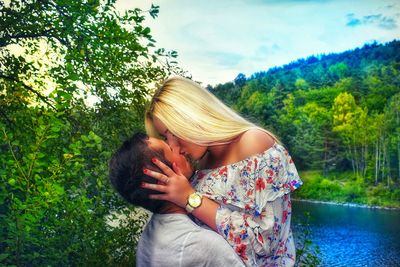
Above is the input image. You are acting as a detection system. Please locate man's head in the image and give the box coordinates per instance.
[109,132,193,213]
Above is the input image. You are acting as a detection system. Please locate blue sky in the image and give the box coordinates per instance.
[117,0,400,86]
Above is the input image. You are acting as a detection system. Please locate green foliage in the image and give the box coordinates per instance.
[0,0,182,111]
[294,78,309,91]
[0,110,149,266]
[294,171,400,208]
[332,92,361,131]
[328,62,348,80]
[244,91,275,120]
[0,0,179,265]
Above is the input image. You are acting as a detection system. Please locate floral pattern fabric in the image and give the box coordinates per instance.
[191,142,303,267]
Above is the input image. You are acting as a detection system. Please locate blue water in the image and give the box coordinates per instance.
[292,200,400,267]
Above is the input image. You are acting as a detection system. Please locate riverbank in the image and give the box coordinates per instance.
[292,198,400,210]
[294,170,400,209]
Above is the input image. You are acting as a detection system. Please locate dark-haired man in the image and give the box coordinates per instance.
[109,132,244,267]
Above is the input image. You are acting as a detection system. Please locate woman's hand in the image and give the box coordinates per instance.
[142,158,195,208]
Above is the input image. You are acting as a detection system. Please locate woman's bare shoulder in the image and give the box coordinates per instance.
[236,129,275,159]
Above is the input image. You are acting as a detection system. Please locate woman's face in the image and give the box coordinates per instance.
[152,117,208,161]
[147,137,193,178]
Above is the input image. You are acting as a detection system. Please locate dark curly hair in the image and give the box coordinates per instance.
[109,132,170,213]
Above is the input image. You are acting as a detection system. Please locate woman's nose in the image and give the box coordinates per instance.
[166,134,180,152]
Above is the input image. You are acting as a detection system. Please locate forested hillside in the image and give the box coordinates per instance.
[211,41,400,207]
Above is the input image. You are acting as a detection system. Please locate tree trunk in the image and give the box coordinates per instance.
[364,143,368,177]
[397,109,400,181]
[382,141,391,188]
[375,139,379,184]
[323,135,328,176]
[380,137,384,181]
[347,143,355,176]
[398,139,400,181]
[353,144,360,178]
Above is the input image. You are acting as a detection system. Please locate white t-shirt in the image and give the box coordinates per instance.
[136,213,245,267]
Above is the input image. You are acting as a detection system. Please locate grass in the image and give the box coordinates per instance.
[293,170,400,209]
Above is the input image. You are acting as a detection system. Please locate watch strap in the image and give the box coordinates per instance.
[185,203,195,213]
[185,192,202,213]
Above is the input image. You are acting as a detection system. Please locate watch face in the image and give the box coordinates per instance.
[189,193,202,208]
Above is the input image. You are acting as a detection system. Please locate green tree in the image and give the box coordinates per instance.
[369,113,385,184]
[362,66,400,112]
[0,1,177,265]
[234,73,246,87]
[295,78,309,91]
[278,98,337,172]
[243,90,275,122]
[328,62,348,80]
[332,92,371,178]
[384,93,400,182]
[276,94,302,165]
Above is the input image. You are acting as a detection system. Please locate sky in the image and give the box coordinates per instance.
[116,0,400,86]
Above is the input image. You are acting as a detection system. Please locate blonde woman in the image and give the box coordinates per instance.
[141,77,303,267]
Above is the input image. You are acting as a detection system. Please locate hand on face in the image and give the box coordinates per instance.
[141,158,195,208]
[147,137,193,178]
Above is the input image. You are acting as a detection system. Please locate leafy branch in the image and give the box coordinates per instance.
[0,73,56,110]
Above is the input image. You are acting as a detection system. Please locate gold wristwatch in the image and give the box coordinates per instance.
[185,192,203,213]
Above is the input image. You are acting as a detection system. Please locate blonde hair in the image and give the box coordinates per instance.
[145,76,278,146]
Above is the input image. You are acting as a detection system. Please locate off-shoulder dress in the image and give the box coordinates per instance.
[191,142,303,267]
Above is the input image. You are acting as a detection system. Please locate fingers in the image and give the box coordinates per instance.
[172,162,182,176]
[148,194,169,200]
[141,182,168,193]
[151,158,175,176]
[143,168,169,182]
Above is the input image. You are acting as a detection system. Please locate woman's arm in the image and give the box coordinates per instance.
[142,159,219,230]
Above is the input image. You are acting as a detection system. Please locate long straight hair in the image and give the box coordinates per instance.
[145,76,278,146]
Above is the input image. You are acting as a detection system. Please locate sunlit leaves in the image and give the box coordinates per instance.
[0,1,170,265]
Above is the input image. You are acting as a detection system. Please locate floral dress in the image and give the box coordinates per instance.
[191,142,303,267]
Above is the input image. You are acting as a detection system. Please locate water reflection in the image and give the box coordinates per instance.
[292,200,400,267]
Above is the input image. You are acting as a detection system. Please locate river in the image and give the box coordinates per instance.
[292,200,400,267]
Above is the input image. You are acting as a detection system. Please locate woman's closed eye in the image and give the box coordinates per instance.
[158,132,169,141]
